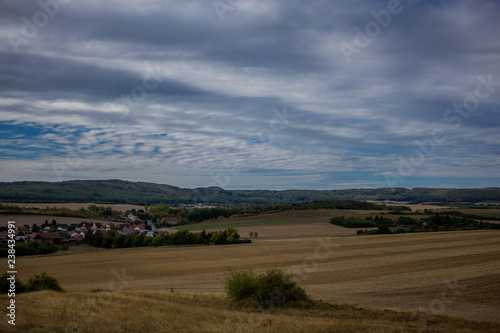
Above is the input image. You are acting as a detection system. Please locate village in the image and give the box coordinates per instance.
[0,214,180,246]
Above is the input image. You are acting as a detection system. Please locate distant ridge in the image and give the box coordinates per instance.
[0,180,499,206]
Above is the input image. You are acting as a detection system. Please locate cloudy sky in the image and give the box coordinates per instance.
[1,0,499,190]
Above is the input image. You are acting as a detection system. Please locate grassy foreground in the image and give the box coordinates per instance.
[1,291,499,333]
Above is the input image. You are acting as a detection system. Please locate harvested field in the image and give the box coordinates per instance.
[11,229,500,324]
[2,291,499,333]
[0,214,110,227]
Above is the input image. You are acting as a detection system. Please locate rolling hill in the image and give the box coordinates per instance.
[0,180,499,205]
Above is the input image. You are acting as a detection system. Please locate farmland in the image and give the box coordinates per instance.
[2,219,499,331]
[1,204,500,332]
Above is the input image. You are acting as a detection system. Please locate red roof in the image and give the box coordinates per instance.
[39,232,60,240]
[17,226,30,232]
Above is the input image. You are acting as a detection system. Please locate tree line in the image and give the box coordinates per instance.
[85,227,250,249]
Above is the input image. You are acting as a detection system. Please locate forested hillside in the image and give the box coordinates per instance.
[0,180,498,205]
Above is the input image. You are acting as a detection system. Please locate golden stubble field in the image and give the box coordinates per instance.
[11,226,500,324]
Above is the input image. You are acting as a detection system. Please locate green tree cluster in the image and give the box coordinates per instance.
[224,268,310,308]
[1,272,63,294]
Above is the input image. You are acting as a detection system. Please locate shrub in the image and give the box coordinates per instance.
[253,269,309,308]
[224,268,309,308]
[25,272,64,292]
[224,269,257,302]
[0,273,25,294]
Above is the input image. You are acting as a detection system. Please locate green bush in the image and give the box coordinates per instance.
[224,269,257,302]
[25,272,64,292]
[224,268,309,308]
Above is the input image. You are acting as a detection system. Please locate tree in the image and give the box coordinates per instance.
[92,235,103,247]
[25,272,64,292]
[113,234,125,248]
[226,227,239,240]
[101,236,113,249]
[143,236,153,247]
[151,235,163,247]
[172,230,187,245]
[122,234,135,248]
[132,234,145,247]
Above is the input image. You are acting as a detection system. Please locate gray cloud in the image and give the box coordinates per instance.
[0,0,499,189]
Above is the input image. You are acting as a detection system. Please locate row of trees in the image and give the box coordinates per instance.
[86,227,250,249]
[0,242,69,257]
[354,214,499,235]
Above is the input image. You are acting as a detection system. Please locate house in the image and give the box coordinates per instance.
[120,214,127,220]
[58,232,70,243]
[70,233,84,244]
[27,232,60,245]
[70,231,85,239]
[17,226,30,233]
[93,228,107,236]
[27,233,43,244]
[134,224,146,232]
[81,222,92,230]
[119,223,131,228]
[15,230,27,242]
[39,232,61,245]
[145,231,155,238]
[106,223,116,229]
[121,227,134,235]
[161,217,180,225]
[57,224,68,231]
[42,226,51,233]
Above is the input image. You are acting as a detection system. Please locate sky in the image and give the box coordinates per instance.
[0,0,499,190]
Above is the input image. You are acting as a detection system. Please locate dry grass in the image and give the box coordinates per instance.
[1,291,499,333]
[10,229,500,324]
[0,214,111,227]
